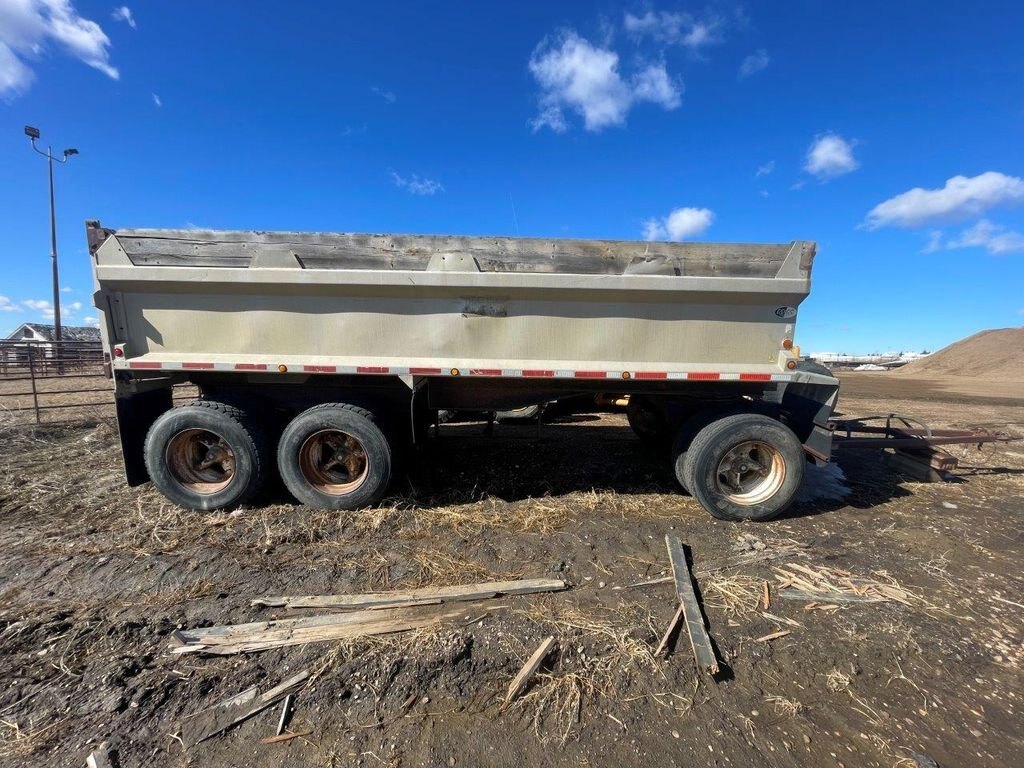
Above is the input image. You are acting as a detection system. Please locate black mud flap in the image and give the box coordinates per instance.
[115,388,173,486]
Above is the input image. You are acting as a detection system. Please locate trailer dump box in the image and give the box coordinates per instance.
[89,221,839,521]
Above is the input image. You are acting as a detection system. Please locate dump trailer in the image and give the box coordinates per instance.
[87,221,840,521]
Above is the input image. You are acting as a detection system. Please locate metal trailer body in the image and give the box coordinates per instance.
[88,221,840,520]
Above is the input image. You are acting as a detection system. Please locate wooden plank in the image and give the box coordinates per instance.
[665,535,720,676]
[502,636,556,710]
[188,672,309,746]
[252,577,567,611]
[654,603,685,657]
[114,229,792,278]
[173,605,470,655]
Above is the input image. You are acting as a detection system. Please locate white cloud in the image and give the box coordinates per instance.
[0,295,22,312]
[632,63,682,109]
[111,6,135,29]
[643,207,715,241]
[739,49,769,78]
[946,220,1024,255]
[370,85,396,103]
[623,10,723,52]
[152,92,161,107]
[756,160,775,177]
[83,315,99,327]
[865,172,1024,229]
[390,171,444,196]
[60,286,72,293]
[528,32,681,132]
[804,133,858,179]
[0,0,118,98]
[22,298,82,320]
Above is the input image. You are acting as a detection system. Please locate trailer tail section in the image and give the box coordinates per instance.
[88,221,839,521]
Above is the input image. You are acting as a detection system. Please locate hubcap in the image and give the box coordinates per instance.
[298,429,369,495]
[166,428,235,494]
[715,440,786,506]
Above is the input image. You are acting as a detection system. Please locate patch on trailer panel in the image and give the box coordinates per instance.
[775,306,797,318]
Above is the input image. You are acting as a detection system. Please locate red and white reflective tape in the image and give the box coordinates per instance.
[121,358,794,382]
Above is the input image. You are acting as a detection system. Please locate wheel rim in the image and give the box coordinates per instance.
[298,429,369,495]
[166,428,236,494]
[715,440,786,506]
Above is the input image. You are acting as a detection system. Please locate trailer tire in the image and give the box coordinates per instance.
[144,400,267,511]
[679,413,804,521]
[277,403,392,510]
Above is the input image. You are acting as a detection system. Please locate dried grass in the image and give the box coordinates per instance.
[764,694,804,717]
[0,716,68,759]
[509,599,660,742]
[702,574,764,615]
[826,668,853,692]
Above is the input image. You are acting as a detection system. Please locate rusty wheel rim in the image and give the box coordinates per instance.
[715,440,786,506]
[165,428,236,494]
[298,429,369,496]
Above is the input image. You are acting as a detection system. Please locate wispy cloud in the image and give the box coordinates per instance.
[623,10,724,53]
[390,170,444,196]
[111,6,135,29]
[529,31,681,133]
[370,85,396,103]
[152,92,162,107]
[83,315,99,327]
[0,0,119,98]
[22,298,82,320]
[756,160,775,177]
[930,219,1024,255]
[739,49,770,78]
[642,207,715,241]
[0,295,22,312]
[866,172,1024,229]
[804,133,858,180]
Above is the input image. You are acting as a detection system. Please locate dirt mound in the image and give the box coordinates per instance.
[896,327,1024,380]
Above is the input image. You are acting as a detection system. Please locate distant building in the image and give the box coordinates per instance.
[5,323,101,343]
[2,323,102,365]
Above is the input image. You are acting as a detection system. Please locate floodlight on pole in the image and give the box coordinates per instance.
[24,126,78,344]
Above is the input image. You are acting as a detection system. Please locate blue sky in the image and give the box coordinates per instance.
[1,1,1022,354]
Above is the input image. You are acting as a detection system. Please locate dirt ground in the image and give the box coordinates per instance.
[1,372,1022,768]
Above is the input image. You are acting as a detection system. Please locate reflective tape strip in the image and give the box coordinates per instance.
[119,359,794,383]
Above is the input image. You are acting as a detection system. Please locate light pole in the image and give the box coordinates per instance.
[24,125,78,343]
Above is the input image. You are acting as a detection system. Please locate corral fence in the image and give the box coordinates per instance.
[0,339,194,424]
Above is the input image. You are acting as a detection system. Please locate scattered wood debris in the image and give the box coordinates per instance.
[260,730,312,745]
[665,535,719,676]
[502,636,556,710]
[761,581,771,610]
[171,605,470,655]
[624,546,805,590]
[773,564,915,605]
[754,630,792,643]
[761,611,801,628]
[186,671,309,746]
[252,577,567,610]
[654,604,685,657]
[86,742,115,768]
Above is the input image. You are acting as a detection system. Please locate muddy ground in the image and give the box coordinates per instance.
[0,372,1022,767]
